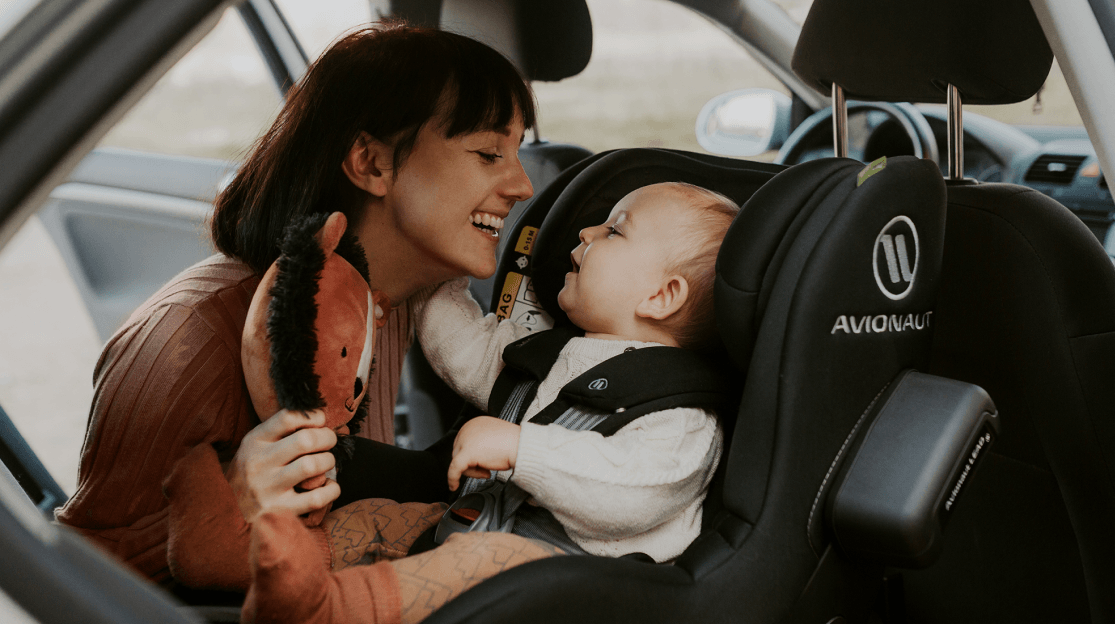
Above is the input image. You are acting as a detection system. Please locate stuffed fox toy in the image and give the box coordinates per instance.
[165,211,386,590]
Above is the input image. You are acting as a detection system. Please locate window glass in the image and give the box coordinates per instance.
[533,0,790,155]
[274,0,372,62]
[0,8,281,495]
[97,10,281,160]
[0,0,42,40]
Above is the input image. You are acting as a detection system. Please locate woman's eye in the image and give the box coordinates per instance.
[475,151,501,163]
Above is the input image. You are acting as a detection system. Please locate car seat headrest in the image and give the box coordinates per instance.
[716,156,947,371]
[792,0,1052,104]
[439,0,592,82]
[517,149,782,328]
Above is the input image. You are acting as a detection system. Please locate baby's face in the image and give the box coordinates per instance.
[557,184,691,336]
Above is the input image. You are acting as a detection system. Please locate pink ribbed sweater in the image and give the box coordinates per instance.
[55,255,409,584]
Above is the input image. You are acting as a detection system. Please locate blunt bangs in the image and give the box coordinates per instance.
[441,36,537,138]
[210,21,536,274]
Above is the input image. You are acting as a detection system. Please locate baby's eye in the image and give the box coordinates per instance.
[607,225,621,238]
[474,151,501,164]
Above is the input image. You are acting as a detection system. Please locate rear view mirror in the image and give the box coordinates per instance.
[696,88,792,157]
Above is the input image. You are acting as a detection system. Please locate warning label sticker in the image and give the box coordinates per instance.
[495,271,553,332]
[514,227,538,255]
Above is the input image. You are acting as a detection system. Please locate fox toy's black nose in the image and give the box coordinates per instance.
[353,377,363,399]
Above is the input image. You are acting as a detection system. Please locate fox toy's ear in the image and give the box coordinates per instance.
[315,212,347,257]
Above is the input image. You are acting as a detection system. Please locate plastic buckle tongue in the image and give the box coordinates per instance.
[434,487,516,545]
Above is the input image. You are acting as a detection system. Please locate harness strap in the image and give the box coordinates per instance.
[459,378,538,497]
[439,327,733,553]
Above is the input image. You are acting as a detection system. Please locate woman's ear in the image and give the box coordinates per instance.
[636,275,689,321]
[342,131,392,198]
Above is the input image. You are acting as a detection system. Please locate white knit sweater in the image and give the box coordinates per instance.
[412,278,722,562]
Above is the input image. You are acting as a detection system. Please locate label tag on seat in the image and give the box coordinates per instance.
[496,226,553,332]
[858,156,887,187]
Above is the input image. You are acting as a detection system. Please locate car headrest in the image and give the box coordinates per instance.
[439,0,592,82]
[716,156,947,371]
[791,0,1052,104]
[487,149,783,330]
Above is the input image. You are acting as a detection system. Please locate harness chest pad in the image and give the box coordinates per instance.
[492,329,733,437]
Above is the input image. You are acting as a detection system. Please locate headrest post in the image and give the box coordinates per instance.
[947,84,964,180]
[832,83,848,158]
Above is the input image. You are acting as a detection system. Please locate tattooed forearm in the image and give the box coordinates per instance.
[392,533,564,623]
[321,498,447,570]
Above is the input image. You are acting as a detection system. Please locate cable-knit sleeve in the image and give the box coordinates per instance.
[411,278,531,412]
[510,408,721,552]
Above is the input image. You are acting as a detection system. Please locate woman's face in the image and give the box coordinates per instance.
[384,113,533,281]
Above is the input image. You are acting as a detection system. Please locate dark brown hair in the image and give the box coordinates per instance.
[661,182,740,353]
[210,21,537,274]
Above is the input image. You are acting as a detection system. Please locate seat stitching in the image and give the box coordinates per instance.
[806,381,890,556]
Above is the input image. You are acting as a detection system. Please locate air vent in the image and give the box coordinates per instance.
[1025,154,1087,184]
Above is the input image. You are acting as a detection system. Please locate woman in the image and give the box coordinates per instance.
[56,22,535,586]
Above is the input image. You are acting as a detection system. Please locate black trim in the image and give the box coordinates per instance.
[1089,0,1115,64]
[235,1,301,96]
[0,404,66,517]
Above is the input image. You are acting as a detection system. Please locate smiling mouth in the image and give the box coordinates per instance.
[470,211,504,239]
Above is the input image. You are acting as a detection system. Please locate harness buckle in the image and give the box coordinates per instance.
[433,485,516,545]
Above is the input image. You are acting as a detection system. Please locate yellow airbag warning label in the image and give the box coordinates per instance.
[496,271,553,332]
[497,272,523,320]
[515,227,538,255]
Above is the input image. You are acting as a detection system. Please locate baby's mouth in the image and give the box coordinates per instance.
[470,211,504,239]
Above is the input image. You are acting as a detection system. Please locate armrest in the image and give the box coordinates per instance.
[826,370,999,568]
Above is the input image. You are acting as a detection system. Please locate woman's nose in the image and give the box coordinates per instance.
[502,161,534,202]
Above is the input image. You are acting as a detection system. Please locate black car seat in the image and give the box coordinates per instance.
[417,147,953,624]
[392,0,595,447]
[794,0,1115,622]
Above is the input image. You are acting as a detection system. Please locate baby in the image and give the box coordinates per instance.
[243,182,741,624]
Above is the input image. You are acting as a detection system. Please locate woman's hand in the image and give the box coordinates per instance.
[226,409,340,523]
[447,416,521,491]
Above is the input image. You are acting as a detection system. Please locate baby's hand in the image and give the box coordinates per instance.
[447,416,521,491]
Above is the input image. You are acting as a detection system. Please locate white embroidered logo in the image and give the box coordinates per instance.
[588,378,608,391]
[873,216,919,301]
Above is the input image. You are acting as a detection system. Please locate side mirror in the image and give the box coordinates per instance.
[695,88,792,157]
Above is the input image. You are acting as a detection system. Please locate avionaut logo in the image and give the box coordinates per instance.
[873,216,919,300]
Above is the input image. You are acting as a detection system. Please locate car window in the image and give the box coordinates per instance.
[0,0,41,39]
[274,0,372,62]
[97,10,281,159]
[0,8,281,496]
[533,0,790,157]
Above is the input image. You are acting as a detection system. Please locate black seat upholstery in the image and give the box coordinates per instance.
[422,148,948,624]
[914,184,1115,623]
[793,0,1115,621]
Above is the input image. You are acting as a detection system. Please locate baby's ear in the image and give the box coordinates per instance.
[636,274,689,321]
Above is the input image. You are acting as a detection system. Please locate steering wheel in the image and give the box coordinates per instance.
[776,102,940,167]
